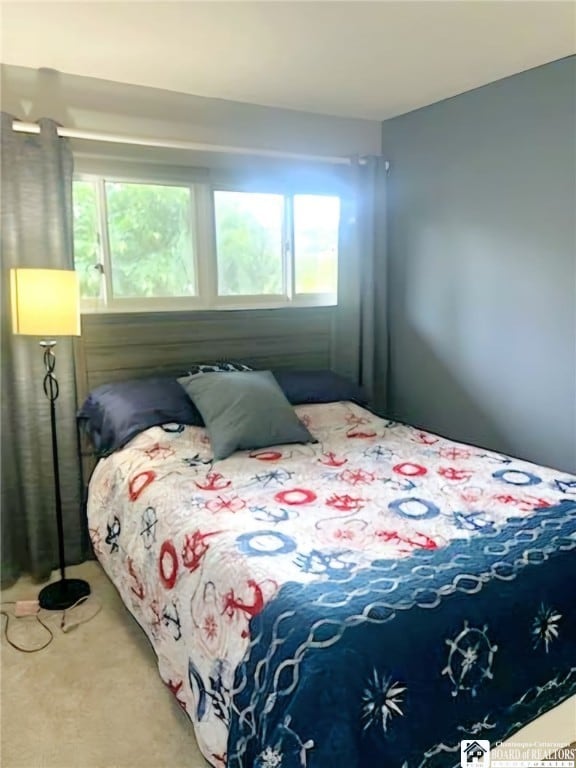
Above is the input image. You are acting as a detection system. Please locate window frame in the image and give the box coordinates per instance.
[73,171,339,313]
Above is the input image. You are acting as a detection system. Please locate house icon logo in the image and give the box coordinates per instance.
[460,740,490,767]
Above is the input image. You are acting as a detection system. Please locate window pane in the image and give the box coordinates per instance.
[294,195,339,294]
[106,182,195,298]
[73,181,101,298]
[214,191,283,296]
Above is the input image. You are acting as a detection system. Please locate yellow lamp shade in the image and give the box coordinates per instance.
[10,268,81,336]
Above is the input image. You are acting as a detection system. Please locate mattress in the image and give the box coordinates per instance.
[87,401,576,767]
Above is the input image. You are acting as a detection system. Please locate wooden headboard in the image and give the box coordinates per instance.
[75,306,334,401]
[74,306,334,478]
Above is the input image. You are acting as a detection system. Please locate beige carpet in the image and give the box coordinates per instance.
[1,561,209,768]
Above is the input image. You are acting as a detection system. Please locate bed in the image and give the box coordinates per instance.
[84,373,576,768]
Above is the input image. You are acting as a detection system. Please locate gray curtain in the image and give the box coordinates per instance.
[332,156,388,412]
[1,113,89,587]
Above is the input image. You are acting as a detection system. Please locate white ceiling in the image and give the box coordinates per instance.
[1,1,574,120]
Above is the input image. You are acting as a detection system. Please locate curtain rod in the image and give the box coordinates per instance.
[12,120,352,166]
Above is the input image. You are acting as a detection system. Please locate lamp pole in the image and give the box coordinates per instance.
[37,341,90,610]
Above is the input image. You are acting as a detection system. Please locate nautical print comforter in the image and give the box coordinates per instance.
[87,401,576,767]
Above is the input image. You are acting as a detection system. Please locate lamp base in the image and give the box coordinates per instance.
[38,578,91,611]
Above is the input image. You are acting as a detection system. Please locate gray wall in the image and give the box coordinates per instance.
[382,57,576,473]
[1,64,381,157]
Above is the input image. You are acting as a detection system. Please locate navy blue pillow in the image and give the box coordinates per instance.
[77,377,204,456]
[271,370,368,406]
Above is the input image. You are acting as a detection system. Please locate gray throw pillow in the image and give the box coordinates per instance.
[177,370,316,461]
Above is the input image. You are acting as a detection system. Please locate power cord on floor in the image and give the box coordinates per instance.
[0,594,102,653]
[0,603,54,653]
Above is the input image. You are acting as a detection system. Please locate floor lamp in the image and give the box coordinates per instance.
[10,268,91,610]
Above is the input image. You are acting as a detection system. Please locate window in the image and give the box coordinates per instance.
[73,180,101,299]
[293,194,339,295]
[106,182,196,299]
[214,191,284,297]
[73,175,340,312]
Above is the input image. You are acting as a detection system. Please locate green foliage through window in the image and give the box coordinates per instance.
[73,181,100,298]
[106,182,195,298]
[215,191,283,296]
[294,195,339,294]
